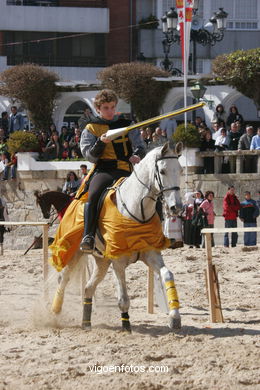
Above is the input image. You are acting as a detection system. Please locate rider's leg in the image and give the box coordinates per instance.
[80,172,115,252]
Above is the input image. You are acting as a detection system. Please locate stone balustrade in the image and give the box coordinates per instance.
[198,150,260,174]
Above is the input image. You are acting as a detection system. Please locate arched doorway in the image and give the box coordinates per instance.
[63,100,93,128]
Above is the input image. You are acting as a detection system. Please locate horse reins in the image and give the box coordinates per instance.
[117,156,180,224]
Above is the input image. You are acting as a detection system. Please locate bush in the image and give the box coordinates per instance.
[7,131,39,154]
[97,62,171,121]
[173,123,200,148]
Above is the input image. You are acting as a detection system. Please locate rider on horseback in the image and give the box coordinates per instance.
[79,89,146,253]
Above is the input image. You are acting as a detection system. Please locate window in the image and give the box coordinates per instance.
[211,0,258,30]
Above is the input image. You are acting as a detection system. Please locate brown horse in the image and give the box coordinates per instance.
[34,190,72,220]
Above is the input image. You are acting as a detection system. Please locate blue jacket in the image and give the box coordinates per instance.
[239,199,259,223]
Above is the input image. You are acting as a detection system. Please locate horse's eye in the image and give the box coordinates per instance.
[160,169,166,175]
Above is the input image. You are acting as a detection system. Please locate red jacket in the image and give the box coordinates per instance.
[223,193,240,220]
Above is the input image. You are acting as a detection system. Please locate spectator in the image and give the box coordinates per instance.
[194,116,204,129]
[0,112,9,138]
[191,190,204,248]
[211,104,227,125]
[200,131,215,173]
[200,191,215,247]
[78,107,94,131]
[181,192,195,247]
[227,122,241,150]
[238,125,255,173]
[69,127,82,157]
[9,106,24,133]
[62,171,80,197]
[211,122,224,141]
[256,190,260,210]
[226,105,244,129]
[140,128,151,149]
[0,195,9,249]
[59,126,71,144]
[235,120,245,135]
[9,153,17,180]
[250,127,260,150]
[155,127,167,144]
[71,148,81,160]
[80,164,88,182]
[160,117,177,139]
[215,128,229,151]
[145,127,153,144]
[61,140,71,160]
[43,131,61,160]
[37,131,49,156]
[239,191,259,247]
[0,152,11,180]
[223,186,240,248]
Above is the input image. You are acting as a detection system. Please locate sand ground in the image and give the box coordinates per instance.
[0,245,259,390]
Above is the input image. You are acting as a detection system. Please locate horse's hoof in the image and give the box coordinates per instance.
[122,325,132,333]
[169,316,181,330]
[82,323,91,331]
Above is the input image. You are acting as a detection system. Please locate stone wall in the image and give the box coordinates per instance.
[0,169,82,250]
[1,168,260,251]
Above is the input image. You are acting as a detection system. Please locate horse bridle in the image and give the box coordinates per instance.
[37,193,60,219]
[118,156,180,223]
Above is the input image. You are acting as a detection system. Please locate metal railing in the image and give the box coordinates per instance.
[198,150,260,174]
[6,0,107,6]
[6,55,106,67]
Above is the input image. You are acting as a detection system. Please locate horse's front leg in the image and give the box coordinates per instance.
[143,251,181,330]
[112,258,131,332]
[82,257,111,330]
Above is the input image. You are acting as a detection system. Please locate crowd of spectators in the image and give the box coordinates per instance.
[0,106,88,180]
[181,186,259,249]
[198,104,260,174]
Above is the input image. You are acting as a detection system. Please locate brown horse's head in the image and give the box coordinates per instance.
[34,190,71,219]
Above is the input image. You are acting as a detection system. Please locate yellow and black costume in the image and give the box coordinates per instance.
[79,114,146,251]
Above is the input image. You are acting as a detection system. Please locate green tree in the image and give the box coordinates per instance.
[0,64,59,131]
[212,48,260,108]
[97,62,171,121]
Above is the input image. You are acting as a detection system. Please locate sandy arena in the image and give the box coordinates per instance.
[0,245,259,390]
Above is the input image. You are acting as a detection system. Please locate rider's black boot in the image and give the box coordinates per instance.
[80,202,96,253]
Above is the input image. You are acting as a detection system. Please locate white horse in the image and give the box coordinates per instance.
[51,142,183,331]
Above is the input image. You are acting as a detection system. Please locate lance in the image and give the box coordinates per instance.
[106,102,205,140]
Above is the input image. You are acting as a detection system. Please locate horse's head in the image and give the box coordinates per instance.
[153,141,183,216]
[34,190,52,219]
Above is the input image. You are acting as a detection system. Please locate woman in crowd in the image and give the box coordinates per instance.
[211,104,227,125]
[199,191,215,247]
[226,105,244,129]
[43,131,61,160]
[62,171,80,197]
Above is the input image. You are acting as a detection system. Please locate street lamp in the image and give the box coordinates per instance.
[161,2,228,75]
[190,81,214,110]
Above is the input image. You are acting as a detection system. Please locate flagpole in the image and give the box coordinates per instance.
[183,3,188,193]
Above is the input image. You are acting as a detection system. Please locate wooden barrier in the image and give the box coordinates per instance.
[201,227,260,323]
[0,222,49,294]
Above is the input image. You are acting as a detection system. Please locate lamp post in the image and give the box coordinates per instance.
[161,2,228,75]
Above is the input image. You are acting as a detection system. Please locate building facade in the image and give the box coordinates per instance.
[0,0,259,128]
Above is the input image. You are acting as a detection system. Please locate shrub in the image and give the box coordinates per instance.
[7,131,39,154]
[97,62,171,121]
[173,123,200,148]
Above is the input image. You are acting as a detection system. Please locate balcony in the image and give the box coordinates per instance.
[198,150,260,174]
[6,0,107,6]
[7,55,106,67]
[0,0,109,33]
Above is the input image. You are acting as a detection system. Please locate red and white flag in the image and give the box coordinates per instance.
[176,0,194,72]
